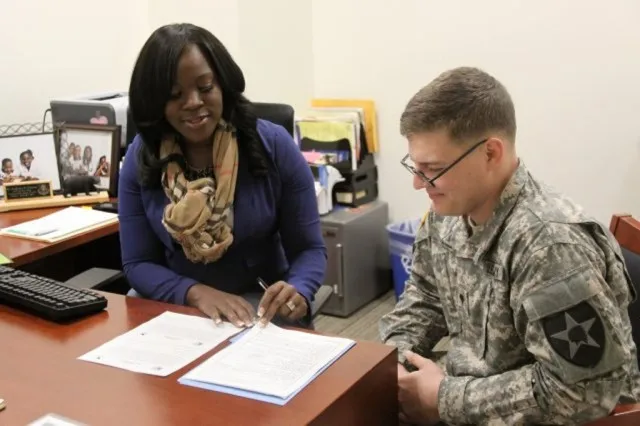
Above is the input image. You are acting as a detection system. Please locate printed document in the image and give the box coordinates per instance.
[78,311,242,376]
[179,323,355,404]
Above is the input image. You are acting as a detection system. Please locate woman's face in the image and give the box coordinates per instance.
[164,44,223,145]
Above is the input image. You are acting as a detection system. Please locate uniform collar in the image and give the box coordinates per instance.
[443,159,529,261]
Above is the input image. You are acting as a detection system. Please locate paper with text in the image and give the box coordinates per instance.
[179,323,355,403]
[78,311,242,376]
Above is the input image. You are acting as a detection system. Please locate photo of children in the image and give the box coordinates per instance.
[58,127,115,192]
[0,158,16,183]
[0,133,61,197]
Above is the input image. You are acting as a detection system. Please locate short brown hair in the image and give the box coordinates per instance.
[400,67,516,142]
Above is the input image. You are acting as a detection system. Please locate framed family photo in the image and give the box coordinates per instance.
[55,124,121,197]
[0,132,61,198]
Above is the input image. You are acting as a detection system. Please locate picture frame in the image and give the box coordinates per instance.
[54,124,121,197]
[0,132,62,198]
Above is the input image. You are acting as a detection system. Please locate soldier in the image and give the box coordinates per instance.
[379,66,640,425]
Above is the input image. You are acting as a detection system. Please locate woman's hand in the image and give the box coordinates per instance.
[186,284,255,327]
[257,281,308,326]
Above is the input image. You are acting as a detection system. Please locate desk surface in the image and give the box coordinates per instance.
[0,293,397,426]
[0,206,119,266]
[587,408,640,426]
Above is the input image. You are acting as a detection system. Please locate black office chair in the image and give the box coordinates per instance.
[622,247,640,354]
[252,102,295,137]
[64,101,333,320]
[610,214,640,365]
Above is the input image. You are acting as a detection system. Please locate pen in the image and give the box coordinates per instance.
[33,229,57,237]
[257,277,269,292]
[255,278,305,328]
[255,278,270,321]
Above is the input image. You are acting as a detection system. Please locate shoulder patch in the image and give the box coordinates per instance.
[542,301,605,368]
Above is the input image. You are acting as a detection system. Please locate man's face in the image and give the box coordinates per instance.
[407,129,492,217]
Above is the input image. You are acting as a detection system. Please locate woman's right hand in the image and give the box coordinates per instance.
[186,284,255,327]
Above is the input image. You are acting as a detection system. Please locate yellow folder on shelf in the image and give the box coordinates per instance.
[310,99,379,153]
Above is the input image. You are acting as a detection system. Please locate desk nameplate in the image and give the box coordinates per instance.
[3,179,53,202]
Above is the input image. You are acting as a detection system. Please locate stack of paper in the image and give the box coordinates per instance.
[295,114,360,172]
[179,323,355,405]
[0,206,118,243]
[78,311,243,376]
[310,99,379,153]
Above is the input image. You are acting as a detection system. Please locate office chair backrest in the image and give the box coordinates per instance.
[611,214,640,254]
[609,214,640,365]
[253,102,295,137]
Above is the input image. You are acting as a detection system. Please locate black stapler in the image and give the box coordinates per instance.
[92,202,118,213]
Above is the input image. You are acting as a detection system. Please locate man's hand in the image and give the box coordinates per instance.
[257,281,308,326]
[398,351,445,426]
[186,284,255,328]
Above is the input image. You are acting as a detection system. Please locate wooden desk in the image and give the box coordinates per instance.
[0,206,119,267]
[0,293,398,426]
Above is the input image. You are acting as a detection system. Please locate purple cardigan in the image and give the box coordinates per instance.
[118,119,327,306]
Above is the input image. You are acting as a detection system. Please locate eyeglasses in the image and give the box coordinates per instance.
[401,138,488,187]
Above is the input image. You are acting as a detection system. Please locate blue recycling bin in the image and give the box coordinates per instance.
[386,218,421,300]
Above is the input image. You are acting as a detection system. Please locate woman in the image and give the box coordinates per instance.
[60,140,75,176]
[120,23,326,329]
[70,145,83,173]
[82,146,94,175]
[93,155,110,177]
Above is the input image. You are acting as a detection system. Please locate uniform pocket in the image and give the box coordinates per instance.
[465,284,492,359]
[453,258,498,361]
[431,248,462,336]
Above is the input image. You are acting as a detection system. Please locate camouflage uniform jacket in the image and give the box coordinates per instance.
[379,162,640,425]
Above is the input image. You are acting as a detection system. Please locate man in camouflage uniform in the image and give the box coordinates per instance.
[380,67,640,425]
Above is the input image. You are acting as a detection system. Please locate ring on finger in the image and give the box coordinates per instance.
[286,300,296,311]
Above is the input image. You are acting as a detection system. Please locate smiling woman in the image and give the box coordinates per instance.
[120,23,327,330]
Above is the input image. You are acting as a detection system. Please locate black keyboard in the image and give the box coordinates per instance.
[0,266,107,321]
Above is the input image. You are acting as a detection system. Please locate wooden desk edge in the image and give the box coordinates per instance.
[9,222,119,267]
[310,346,398,425]
[0,201,119,267]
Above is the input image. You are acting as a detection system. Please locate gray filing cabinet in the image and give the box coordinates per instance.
[320,200,391,317]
